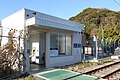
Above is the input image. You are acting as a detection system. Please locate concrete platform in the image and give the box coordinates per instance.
[111,55,120,59]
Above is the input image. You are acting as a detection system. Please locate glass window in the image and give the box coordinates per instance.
[50,34,58,50]
[59,34,66,55]
[50,33,72,56]
[66,35,72,55]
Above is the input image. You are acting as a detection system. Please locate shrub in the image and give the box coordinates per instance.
[0,29,18,77]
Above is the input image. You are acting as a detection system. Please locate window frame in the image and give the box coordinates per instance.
[50,33,72,57]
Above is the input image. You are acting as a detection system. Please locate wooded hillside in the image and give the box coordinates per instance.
[70,8,120,45]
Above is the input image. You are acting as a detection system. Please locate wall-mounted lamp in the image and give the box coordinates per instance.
[33,12,36,15]
[26,14,29,17]
[26,12,37,17]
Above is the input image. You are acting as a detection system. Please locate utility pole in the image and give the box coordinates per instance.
[93,35,97,60]
[101,27,104,58]
[106,38,108,56]
[114,39,117,55]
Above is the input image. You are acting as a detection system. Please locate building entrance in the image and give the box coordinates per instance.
[30,32,46,71]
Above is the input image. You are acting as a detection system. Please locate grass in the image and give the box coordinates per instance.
[15,58,114,80]
[55,58,114,72]
[97,58,114,65]
[15,74,35,80]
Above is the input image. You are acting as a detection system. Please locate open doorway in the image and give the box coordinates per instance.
[30,32,46,71]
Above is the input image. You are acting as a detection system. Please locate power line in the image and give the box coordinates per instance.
[113,0,120,7]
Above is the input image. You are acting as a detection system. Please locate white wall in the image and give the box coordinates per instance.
[25,9,83,70]
[25,9,84,32]
[2,9,25,34]
[50,56,74,67]
[49,32,82,67]
[29,26,82,68]
[1,8,84,70]
[72,32,82,62]
[1,9,25,46]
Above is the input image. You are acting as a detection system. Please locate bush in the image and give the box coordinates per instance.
[15,74,35,80]
[0,29,18,77]
[55,58,114,72]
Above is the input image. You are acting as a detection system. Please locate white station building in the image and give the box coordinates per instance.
[1,8,84,72]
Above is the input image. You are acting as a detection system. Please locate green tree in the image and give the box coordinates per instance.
[69,8,120,45]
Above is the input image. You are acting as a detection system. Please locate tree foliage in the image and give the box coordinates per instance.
[69,8,120,44]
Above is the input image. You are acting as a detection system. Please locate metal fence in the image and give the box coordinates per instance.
[82,39,120,61]
[0,34,24,78]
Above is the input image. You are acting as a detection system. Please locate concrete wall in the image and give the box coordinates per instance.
[25,8,84,32]
[49,32,82,67]
[2,9,25,34]
[1,8,84,71]
[29,26,82,68]
[1,9,25,46]
[72,32,82,62]
[50,56,74,67]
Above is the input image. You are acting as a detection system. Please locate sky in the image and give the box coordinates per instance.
[0,0,120,20]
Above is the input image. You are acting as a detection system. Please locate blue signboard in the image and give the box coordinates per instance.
[73,43,81,48]
[73,43,77,48]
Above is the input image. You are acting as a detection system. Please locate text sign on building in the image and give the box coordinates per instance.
[50,48,58,57]
[73,43,81,48]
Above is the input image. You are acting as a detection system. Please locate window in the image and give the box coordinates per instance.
[50,33,72,56]
[66,35,72,55]
[59,35,65,55]
[50,34,58,50]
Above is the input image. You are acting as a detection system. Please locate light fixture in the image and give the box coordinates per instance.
[26,14,29,17]
[33,12,36,15]
[26,12,36,17]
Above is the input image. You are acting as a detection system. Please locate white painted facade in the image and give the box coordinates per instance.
[1,8,84,72]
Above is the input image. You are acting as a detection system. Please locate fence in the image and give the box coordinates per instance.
[0,31,25,78]
[82,39,120,60]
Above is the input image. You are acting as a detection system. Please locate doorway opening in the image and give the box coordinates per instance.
[29,32,46,71]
